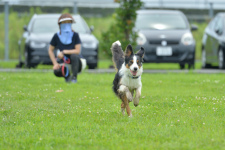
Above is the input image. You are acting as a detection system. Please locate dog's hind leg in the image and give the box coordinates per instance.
[121,102,125,115]
[121,95,132,117]
[133,86,142,107]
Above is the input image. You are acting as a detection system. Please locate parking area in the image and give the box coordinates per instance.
[1,68,225,74]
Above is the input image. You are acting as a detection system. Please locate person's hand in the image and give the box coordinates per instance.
[57,51,64,59]
[53,63,60,70]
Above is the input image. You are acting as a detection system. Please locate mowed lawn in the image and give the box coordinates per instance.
[1,71,225,150]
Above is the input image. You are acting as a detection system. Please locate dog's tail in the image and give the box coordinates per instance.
[111,40,124,71]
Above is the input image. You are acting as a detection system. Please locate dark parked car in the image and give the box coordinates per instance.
[135,10,197,69]
[202,13,225,69]
[18,14,99,69]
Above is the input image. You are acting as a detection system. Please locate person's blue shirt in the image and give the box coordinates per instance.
[50,32,82,58]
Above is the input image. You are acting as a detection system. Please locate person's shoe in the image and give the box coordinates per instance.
[65,76,71,83]
[71,76,77,83]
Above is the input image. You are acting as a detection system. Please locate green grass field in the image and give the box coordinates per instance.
[1,71,225,149]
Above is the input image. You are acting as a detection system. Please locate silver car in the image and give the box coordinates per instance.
[18,14,99,69]
[135,10,197,69]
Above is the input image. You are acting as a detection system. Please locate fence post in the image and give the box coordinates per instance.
[4,0,9,61]
[73,0,78,14]
[209,2,214,18]
[160,0,163,8]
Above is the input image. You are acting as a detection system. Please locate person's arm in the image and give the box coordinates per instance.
[61,44,81,55]
[48,45,60,69]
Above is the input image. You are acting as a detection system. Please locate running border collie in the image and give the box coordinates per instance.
[111,41,145,117]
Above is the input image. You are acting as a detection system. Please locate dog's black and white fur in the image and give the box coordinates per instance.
[111,41,145,117]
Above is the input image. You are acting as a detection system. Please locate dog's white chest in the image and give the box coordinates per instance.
[120,76,142,90]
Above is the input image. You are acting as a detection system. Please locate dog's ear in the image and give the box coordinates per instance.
[136,47,145,61]
[125,44,134,57]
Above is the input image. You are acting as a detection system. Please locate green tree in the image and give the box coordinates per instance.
[101,0,143,58]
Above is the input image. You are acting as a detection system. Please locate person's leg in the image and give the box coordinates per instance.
[70,54,81,81]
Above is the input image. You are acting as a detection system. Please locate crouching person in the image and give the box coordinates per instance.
[48,13,86,83]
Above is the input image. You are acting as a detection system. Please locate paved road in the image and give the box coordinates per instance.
[1,68,225,74]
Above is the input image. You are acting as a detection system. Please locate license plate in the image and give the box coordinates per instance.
[156,47,172,56]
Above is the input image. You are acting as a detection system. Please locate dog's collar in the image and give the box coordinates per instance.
[128,75,140,79]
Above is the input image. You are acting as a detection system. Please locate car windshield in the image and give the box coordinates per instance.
[31,17,88,34]
[135,13,188,30]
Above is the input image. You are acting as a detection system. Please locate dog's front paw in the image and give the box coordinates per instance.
[133,89,141,107]
[134,103,139,107]
[133,97,140,107]
[126,92,133,102]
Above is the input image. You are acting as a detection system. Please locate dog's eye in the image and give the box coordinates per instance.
[129,60,133,64]
[137,60,141,64]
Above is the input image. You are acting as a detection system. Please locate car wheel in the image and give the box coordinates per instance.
[88,63,97,69]
[15,61,24,68]
[179,64,185,69]
[188,52,195,70]
[188,63,195,69]
[218,48,225,69]
[201,49,211,69]
[24,50,31,68]
[24,50,37,68]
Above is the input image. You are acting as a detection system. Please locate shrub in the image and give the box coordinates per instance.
[101,0,143,58]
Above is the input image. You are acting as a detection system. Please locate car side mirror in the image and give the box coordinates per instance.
[191,24,198,31]
[90,25,94,33]
[23,25,28,31]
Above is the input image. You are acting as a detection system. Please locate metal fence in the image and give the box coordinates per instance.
[1,0,225,9]
[0,0,119,8]
[142,0,225,10]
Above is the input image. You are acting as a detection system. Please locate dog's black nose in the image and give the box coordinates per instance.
[134,67,137,71]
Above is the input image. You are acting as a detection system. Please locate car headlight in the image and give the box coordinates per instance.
[30,41,47,48]
[82,42,97,49]
[181,32,194,45]
[136,32,147,45]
